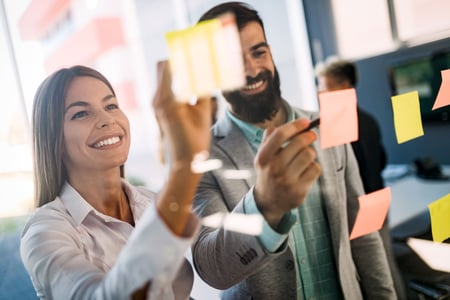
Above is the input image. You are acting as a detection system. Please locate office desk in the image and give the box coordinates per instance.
[383,165,450,228]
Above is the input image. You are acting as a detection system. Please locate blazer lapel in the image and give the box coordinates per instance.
[213,116,256,188]
[292,106,345,256]
[315,140,345,259]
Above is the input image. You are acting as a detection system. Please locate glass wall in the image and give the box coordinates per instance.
[0,1,314,298]
[394,0,450,43]
[331,0,395,59]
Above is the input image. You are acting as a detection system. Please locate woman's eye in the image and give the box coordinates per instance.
[71,111,88,120]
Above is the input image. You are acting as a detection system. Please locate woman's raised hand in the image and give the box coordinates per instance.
[152,60,212,169]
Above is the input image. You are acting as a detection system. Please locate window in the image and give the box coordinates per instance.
[394,0,450,43]
[331,0,450,59]
[331,0,395,59]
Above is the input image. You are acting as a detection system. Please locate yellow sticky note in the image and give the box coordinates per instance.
[391,91,424,144]
[428,193,450,242]
[350,187,391,240]
[318,88,358,149]
[165,29,193,101]
[433,69,450,110]
[165,14,245,102]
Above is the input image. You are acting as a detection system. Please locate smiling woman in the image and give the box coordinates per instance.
[20,64,213,300]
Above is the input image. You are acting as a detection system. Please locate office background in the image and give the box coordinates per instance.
[0,0,449,299]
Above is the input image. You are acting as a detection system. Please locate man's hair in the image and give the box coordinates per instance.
[198,1,265,33]
[319,60,358,87]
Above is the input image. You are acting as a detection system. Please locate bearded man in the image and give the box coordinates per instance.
[191,2,396,300]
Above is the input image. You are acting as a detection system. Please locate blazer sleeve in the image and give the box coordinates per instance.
[345,144,397,299]
[191,167,288,290]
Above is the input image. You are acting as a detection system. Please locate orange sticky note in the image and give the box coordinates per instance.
[350,187,391,240]
[428,193,450,243]
[318,88,358,149]
[432,69,450,110]
[391,91,424,144]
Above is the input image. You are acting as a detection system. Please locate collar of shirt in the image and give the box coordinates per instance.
[226,102,296,150]
[59,180,148,226]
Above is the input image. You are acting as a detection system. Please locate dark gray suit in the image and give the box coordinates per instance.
[191,105,396,299]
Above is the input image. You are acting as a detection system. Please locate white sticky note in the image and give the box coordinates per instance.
[191,159,223,174]
[202,212,263,236]
[221,169,253,180]
[407,238,450,273]
[212,14,245,91]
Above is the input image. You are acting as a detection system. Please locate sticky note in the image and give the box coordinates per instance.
[165,13,245,102]
[391,91,424,144]
[428,193,450,242]
[407,238,450,273]
[350,187,391,240]
[202,212,263,235]
[318,88,358,149]
[432,69,450,110]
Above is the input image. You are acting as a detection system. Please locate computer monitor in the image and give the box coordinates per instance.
[388,51,450,123]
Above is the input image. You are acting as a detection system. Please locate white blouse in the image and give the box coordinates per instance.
[20,180,198,300]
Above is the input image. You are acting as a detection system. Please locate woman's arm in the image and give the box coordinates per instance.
[152,60,212,236]
[20,201,196,299]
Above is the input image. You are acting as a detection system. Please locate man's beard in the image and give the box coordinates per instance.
[223,68,282,123]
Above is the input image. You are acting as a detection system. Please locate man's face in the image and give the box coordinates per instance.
[223,21,282,123]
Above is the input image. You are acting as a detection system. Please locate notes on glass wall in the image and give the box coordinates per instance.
[391,91,424,144]
[318,88,358,149]
[350,187,391,240]
[202,212,263,235]
[407,238,450,273]
[428,193,450,243]
[432,69,450,110]
[165,13,245,102]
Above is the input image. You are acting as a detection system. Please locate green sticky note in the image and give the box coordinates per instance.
[391,91,424,144]
[428,193,450,243]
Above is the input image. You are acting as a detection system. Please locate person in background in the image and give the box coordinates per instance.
[190,2,396,299]
[317,59,407,299]
[20,63,212,299]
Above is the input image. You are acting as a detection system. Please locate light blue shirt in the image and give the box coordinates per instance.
[226,106,297,252]
[227,105,342,299]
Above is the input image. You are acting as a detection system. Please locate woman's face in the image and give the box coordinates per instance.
[62,76,130,177]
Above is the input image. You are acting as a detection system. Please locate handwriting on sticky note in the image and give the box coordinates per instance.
[350,187,391,240]
[428,193,450,243]
[318,88,358,149]
[391,91,424,144]
[433,69,450,110]
[407,238,450,273]
[165,13,245,102]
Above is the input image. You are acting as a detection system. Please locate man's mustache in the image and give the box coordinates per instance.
[245,71,271,85]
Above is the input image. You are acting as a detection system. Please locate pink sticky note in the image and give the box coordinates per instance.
[433,69,450,110]
[350,187,391,240]
[318,88,358,149]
